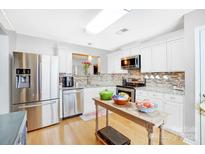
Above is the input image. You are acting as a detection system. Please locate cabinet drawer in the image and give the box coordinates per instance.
[164,94,184,103]
[148,92,164,99]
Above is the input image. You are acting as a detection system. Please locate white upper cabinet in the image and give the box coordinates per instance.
[107,53,114,73]
[107,51,128,74]
[58,49,72,74]
[107,30,184,73]
[151,42,167,72]
[140,47,152,73]
[167,38,185,71]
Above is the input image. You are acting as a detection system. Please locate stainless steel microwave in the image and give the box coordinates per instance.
[121,55,141,70]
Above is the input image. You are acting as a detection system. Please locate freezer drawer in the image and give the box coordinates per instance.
[63,88,83,118]
[12,99,59,131]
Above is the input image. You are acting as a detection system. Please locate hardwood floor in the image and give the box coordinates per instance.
[27,113,186,145]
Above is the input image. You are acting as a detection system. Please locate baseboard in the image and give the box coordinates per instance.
[183,138,196,145]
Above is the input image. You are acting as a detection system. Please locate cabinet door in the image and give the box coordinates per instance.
[164,102,183,134]
[151,43,167,72]
[107,53,114,73]
[167,39,184,71]
[83,88,101,113]
[140,47,152,72]
[58,50,72,74]
[129,48,139,57]
[116,51,128,73]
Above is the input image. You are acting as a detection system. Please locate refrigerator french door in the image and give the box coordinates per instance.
[12,52,59,131]
[196,26,205,144]
[199,27,205,144]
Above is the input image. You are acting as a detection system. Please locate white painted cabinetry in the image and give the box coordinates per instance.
[167,38,185,71]
[83,87,116,114]
[151,43,167,72]
[140,47,152,73]
[163,94,184,134]
[58,49,72,74]
[136,89,184,135]
[107,30,184,73]
[107,51,127,74]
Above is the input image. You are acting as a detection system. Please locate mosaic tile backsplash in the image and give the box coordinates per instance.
[60,70,185,90]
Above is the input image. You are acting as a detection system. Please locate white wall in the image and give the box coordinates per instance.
[184,10,205,143]
[14,33,109,73]
[15,33,57,55]
[0,31,9,114]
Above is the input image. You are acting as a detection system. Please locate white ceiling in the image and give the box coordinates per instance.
[2,9,192,51]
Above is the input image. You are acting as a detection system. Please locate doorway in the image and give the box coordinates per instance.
[195,25,205,144]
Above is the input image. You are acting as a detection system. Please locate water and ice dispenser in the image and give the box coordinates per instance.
[16,69,31,88]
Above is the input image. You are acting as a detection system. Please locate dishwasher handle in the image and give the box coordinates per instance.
[63,89,83,94]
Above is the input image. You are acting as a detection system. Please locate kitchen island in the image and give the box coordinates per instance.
[93,98,168,145]
[0,111,27,145]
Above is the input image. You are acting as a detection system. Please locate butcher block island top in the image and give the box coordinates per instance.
[93,98,168,145]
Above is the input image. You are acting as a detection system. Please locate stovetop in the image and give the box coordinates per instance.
[116,84,146,89]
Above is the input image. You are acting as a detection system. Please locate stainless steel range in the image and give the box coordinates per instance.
[11,52,60,131]
[116,85,136,102]
[116,77,146,102]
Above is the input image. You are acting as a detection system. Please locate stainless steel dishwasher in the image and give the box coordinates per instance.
[62,88,84,119]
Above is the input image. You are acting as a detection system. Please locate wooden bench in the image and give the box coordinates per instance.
[97,126,131,145]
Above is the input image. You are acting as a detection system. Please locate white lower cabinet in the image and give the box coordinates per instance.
[164,102,183,135]
[83,87,116,114]
[136,89,184,135]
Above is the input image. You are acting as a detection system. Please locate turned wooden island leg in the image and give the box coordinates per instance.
[95,103,99,134]
[159,124,164,145]
[146,125,154,145]
[106,109,109,126]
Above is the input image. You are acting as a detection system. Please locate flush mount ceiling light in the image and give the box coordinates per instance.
[85,9,129,34]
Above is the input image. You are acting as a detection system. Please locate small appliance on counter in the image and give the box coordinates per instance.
[62,76,74,87]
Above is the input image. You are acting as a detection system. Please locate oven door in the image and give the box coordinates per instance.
[116,87,135,102]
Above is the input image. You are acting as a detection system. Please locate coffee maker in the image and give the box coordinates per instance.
[62,76,74,87]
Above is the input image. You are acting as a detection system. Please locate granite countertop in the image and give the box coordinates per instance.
[136,86,185,96]
[60,84,116,90]
[0,111,27,145]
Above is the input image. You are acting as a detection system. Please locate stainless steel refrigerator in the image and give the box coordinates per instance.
[11,52,59,131]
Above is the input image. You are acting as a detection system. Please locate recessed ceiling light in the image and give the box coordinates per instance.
[85,9,129,35]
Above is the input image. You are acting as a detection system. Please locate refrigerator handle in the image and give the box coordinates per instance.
[39,59,42,100]
[36,56,40,101]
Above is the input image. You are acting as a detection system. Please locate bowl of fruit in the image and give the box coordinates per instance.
[136,100,157,113]
[112,92,131,105]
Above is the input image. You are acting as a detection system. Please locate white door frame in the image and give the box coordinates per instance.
[195,25,205,145]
